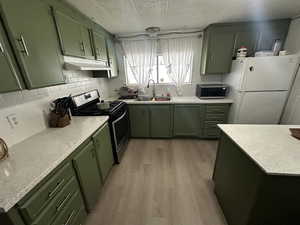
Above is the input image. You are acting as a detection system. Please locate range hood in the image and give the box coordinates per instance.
[63,56,111,71]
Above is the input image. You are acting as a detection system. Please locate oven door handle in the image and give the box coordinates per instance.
[112,111,127,147]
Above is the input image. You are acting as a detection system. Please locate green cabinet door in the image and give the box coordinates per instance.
[173,105,201,137]
[0,22,23,93]
[149,105,172,138]
[73,141,102,212]
[106,38,118,78]
[233,31,259,57]
[80,26,94,59]
[53,10,83,57]
[256,19,290,51]
[206,31,235,74]
[129,105,150,138]
[1,0,64,89]
[93,32,108,61]
[92,124,114,181]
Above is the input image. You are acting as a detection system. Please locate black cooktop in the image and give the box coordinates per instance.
[71,101,125,116]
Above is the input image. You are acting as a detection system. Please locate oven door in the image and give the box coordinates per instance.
[111,108,130,153]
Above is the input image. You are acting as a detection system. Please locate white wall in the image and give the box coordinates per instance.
[0,69,110,147]
[281,17,300,124]
[107,38,223,97]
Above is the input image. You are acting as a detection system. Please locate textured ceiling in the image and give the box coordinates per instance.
[66,0,300,34]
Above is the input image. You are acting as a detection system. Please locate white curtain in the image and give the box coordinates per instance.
[160,37,195,95]
[121,39,157,89]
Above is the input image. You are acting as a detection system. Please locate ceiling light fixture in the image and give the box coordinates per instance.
[145,26,161,33]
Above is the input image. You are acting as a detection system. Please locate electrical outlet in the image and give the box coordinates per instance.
[6,113,19,129]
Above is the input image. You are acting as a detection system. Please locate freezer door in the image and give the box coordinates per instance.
[235,91,288,124]
[241,56,298,91]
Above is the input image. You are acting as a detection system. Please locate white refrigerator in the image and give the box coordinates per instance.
[224,55,299,124]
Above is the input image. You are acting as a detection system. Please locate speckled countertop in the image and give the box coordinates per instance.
[0,116,109,213]
[119,96,234,104]
[218,124,300,176]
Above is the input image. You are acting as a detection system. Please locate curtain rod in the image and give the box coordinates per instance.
[116,30,203,40]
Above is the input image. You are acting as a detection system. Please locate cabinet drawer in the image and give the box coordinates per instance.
[206,105,228,114]
[204,128,221,137]
[51,191,84,225]
[19,163,74,222]
[205,113,226,121]
[31,177,79,225]
[204,121,220,129]
[72,207,87,225]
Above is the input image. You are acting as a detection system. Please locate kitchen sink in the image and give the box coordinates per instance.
[136,95,171,101]
[136,95,153,101]
[154,96,171,101]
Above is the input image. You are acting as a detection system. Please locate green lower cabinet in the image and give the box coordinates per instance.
[72,207,87,225]
[50,191,84,225]
[92,124,114,181]
[173,105,204,137]
[128,104,230,139]
[202,104,230,139]
[149,105,172,138]
[30,177,79,225]
[72,141,102,212]
[129,105,150,138]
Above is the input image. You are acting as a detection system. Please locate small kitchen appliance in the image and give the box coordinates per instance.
[70,90,129,163]
[196,84,229,99]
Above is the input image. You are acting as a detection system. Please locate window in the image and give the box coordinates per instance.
[124,55,192,85]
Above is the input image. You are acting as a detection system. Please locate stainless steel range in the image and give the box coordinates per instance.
[70,90,129,164]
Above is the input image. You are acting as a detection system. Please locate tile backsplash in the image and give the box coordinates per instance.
[0,69,110,148]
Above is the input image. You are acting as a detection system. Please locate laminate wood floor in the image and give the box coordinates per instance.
[85,139,227,225]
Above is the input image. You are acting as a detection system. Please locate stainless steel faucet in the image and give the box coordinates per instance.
[147,79,156,99]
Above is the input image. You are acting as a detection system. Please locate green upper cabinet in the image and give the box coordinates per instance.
[93,31,108,62]
[256,19,291,51]
[201,19,290,75]
[92,124,114,181]
[53,10,84,58]
[72,141,102,212]
[201,26,235,74]
[0,21,24,93]
[106,38,118,78]
[80,26,94,59]
[149,105,172,138]
[0,0,65,89]
[129,105,150,138]
[173,105,203,137]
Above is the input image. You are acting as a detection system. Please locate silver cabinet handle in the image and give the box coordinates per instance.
[63,210,75,225]
[48,178,65,198]
[17,35,29,56]
[56,192,72,212]
[80,41,85,54]
[0,42,4,53]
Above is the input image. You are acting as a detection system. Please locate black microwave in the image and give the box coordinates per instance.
[196,84,229,99]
